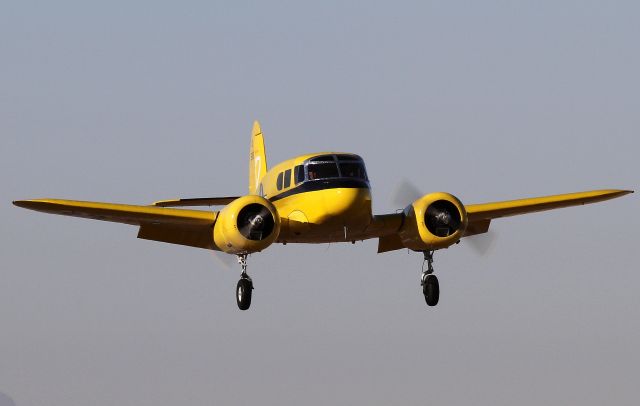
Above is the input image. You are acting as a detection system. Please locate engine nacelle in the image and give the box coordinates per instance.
[213,195,281,254]
[398,192,468,251]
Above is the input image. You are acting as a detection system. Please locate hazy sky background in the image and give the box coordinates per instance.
[1,1,638,405]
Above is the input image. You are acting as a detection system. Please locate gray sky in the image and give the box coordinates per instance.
[1,1,638,405]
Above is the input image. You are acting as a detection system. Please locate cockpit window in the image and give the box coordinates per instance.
[335,154,361,162]
[339,162,367,180]
[303,154,369,182]
[307,162,339,180]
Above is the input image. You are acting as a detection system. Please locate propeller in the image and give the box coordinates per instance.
[391,179,423,210]
[212,203,275,269]
[237,204,274,241]
[391,178,497,256]
[426,201,461,237]
[213,250,237,270]
[465,231,497,257]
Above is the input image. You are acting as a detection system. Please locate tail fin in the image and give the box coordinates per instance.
[249,120,267,194]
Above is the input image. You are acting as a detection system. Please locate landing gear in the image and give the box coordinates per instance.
[236,254,253,311]
[421,250,440,306]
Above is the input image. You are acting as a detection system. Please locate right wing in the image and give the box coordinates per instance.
[13,199,218,249]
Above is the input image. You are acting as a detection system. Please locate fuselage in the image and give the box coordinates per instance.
[258,153,373,243]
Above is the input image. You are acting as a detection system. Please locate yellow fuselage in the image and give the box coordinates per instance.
[259,153,374,243]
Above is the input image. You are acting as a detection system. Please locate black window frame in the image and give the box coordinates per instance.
[309,154,335,162]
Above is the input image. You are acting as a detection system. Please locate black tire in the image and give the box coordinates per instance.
[423,274,439,306]
[236,278,253,310]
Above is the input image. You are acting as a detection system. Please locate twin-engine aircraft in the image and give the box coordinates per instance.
[14,122,633,310]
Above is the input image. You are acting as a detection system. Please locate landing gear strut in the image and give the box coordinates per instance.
[236,254,253,310]
[421,250,439,306]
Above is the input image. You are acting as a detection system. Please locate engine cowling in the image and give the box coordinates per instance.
[398,192,468,251]
[213,195,281,254]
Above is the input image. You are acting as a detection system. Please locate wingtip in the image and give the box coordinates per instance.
[13,199,57,209]
[13,200,29,208]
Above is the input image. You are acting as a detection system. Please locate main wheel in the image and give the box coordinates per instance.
[236,278,253,310]
[423,274,439,306]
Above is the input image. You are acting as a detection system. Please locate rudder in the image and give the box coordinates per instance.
[249,120,267,195]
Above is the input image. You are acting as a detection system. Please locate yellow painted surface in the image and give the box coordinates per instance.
[399,192,468,251]
[12,122,633,254]
[12,199,216,226]
[465,189,633,221]
[274,187,373,243]
[248,120,267,195]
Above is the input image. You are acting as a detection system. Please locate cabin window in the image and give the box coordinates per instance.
[294,165,305,184]
[307,162,339,180]
[277,172,283,190]
[283,169,292,188]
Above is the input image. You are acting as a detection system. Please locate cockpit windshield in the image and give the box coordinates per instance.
[308,163,339,180]
[338,162,367,180]
[305,154,368,182]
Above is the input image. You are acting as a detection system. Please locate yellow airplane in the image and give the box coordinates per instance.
[14,121,633,310]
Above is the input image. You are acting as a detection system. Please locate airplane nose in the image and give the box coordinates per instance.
[326,188,371,217]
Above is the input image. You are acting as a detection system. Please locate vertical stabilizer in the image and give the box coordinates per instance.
[249,120,267,194]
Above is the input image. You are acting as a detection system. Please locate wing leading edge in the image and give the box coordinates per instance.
[152,196,241,207]
[13,199,218,249]
[465,189,632,221]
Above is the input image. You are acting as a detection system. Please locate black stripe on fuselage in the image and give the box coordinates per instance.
[269,178,370,202]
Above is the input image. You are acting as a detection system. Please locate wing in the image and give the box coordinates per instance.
[463,189,632,239]
[13,199,218,249]
[373,189,632,253]
[465,189,632,222]
[153,196,241,207]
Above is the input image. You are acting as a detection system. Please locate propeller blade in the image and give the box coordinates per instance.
[212,251,237,270]
[465,232,497,257]
[391,179,423,209]
[238,206,272,239]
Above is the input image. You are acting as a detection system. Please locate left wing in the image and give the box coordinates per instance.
[373,189,632,253]
[13,199,218,249]
[463,189,633,240]
[153,196,241,207]
[465,189,632,222]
